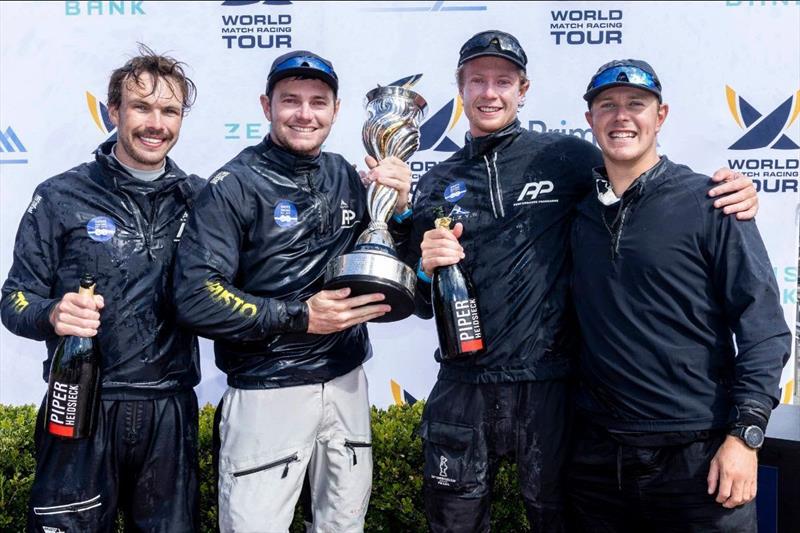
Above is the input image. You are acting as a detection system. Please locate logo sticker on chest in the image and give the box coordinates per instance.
[274,200,299,228]
[443,181,467,203]
[514,180,557,206]
[340,200,357,229]
[86,216,116,242]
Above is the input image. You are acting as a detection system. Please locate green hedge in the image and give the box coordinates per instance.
[1,402,528,532]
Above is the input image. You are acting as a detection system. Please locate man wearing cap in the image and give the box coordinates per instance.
[403,31,759,532]
[567,59,790,531]
[172,50,413,531]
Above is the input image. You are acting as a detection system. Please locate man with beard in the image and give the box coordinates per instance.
[172,50,412,531]
[1,45,202,532]
[404,31,759,532]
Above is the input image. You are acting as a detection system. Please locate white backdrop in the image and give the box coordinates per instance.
[1,1,798,408]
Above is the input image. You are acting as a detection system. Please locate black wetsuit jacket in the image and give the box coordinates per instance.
[571,157,790,432]
[1,141,203,399]
[173,137,407,389]
[405,120,602,383]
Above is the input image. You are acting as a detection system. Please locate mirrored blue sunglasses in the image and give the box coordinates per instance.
[270,55,337,80]
[590,65,660,92]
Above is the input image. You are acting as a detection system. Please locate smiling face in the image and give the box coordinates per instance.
[458,56,529,138]
[261,77,339,157]
[109,72,184,171]
[586,86,668,179]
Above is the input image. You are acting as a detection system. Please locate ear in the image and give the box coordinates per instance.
[519,78,530,98]
[655,103,669,133]
[109,104,120,128]
[260,94,272,122]
[585,109,594,129]
[331,98,341,124]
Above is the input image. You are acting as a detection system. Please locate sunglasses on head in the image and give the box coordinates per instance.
[270,55,337,79]
[460,32,527,65]
[589,65,660,92]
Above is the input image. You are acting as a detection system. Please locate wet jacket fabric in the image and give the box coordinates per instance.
[0,141,203,399]
[173,137,392,389]
[406,120,602,384]
[571,157,791,433]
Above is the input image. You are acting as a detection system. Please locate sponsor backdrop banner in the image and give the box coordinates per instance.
[1,1,798,408]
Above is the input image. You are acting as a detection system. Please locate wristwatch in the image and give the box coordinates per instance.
[729,425,765,450]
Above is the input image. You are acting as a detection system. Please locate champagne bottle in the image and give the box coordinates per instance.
[45,274,101,439]
[431,210,486,360]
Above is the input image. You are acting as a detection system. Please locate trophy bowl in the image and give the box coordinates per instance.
[323,85,427,323]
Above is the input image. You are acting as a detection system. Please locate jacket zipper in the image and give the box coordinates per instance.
[115,178,154,261]
[232,453,299,478]
[344,440,372,466]
[611,203,632,260]
[484,152,504,218]
[303,172,329,234]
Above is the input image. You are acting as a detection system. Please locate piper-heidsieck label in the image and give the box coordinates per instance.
[47,379,90,437]
[452,298,484,352]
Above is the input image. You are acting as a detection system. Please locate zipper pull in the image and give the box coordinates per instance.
[282,461,290,479]
[345,443,357,465]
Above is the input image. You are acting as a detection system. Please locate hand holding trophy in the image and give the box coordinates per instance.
[324,85,427,322]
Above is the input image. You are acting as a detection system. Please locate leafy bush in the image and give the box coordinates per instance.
[1,402,529,531]
[0,404,37,532]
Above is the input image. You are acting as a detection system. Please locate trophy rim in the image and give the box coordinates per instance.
[365,85,428,117]
[323,250,417,322]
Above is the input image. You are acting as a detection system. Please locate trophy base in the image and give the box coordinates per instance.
[324,251,416,323]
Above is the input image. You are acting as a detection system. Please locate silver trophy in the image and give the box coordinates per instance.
[324,85,428,322]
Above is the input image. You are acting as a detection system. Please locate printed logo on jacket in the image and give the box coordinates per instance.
[274,200,299,227]
[86,216,116,242]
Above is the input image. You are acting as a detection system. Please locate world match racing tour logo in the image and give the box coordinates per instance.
[387,74,465,194]
[220,1,293,50]
[86,92,116,135]
[0,127,28,165]
[726,86,800,193]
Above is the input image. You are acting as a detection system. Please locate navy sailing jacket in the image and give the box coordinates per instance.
[405,121,602,383]
[172,137,405,389]
[1,141,202,398]
[571,157,790,432]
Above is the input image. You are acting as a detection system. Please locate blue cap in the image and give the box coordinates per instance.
[267,50,338,96]
[584,59,662,107]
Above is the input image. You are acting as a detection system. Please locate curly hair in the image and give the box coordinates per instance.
[107,43,197,114]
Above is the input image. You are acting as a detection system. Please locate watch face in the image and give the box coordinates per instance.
[743,426,764,448]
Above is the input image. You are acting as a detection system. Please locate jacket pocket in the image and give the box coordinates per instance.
[344,439,372,466]
[419,420,480,493]
[232,452,300,479]
[33,493,102,515]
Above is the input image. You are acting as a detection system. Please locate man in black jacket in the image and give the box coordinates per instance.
[1,46,202,532]
[405,32,760,533]
[172,51,412,531]
[568,59,791,531]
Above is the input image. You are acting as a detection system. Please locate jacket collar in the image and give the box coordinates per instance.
[465,119,522,159]
[94,140,187,195]
[592,155,670,202]
[259,136,322,174]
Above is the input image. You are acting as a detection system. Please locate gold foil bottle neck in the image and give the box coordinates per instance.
[434,216,452,231]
